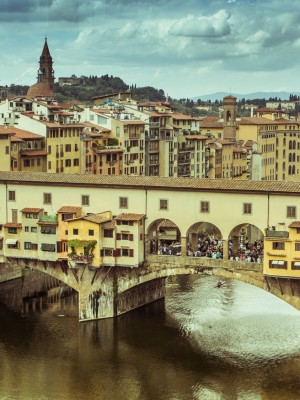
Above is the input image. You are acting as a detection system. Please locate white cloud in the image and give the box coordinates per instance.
[169,10,231,38]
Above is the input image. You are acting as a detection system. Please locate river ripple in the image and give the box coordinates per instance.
[0,274,299,400]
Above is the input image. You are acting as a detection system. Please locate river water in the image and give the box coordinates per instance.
[0,274,299,400]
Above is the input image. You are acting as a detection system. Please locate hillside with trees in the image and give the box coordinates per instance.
[1,75,300,117]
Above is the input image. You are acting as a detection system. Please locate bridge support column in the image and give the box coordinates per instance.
[181,236,187,256]
[145,234,151,255]
[222,239,229,260]
[190,233,198,253]
[78,272,116,321]
[232,235,239,257]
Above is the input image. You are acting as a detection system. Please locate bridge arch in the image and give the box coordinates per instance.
[185,222,223,257]
[228,223,264,261]
[146,218,181,255]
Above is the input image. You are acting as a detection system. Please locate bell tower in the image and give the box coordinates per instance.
[27,38,55,98]
[37,38,55,90]
[223,95,237,140]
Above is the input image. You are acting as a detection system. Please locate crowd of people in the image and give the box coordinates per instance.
[152,236,264,263]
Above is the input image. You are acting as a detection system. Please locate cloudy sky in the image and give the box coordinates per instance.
[1,0,300,98]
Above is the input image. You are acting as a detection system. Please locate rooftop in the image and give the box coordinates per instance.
[1,171,300,195]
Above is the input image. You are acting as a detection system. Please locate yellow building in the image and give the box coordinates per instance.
[0,126,12,171]
[111,118,145,176]
[45,122,85,174]
[264,222,300,279]
[66,211,145,268]
[57,206,83,260]
[67,212,112,268]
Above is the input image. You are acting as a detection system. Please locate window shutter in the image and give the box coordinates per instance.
[117,221,121,225]
[129,221,133,226]
[129,249,134,257]
[100,249,104,256]
[113,249,120,257]
[129,234,133,241]
[116,233,121,240]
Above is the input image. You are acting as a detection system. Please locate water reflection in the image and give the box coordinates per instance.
[0,274,299,400]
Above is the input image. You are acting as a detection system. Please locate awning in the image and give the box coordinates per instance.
[6,239,18,245]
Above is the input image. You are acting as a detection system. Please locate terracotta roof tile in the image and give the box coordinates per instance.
[4,223,22,228]
[2,171,300,195]
[288,221,300,228]
[0,126,44,139]
[21,208,43,213]
[57,206,82,213]
[20,151,48,156]
[115,213,145,221]
[102,220,116,229]
[185,135,207,140]
[160,220,178,228]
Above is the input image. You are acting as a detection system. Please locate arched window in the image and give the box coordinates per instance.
[293,140,296,149]
[289,140,293,149]
[288,165,292,175]
[289,153,292,162]
[283,162,286,171]
[293,165,296,174]
[293,153,296,162]
[283,149,286,158]
[226,110,231,122]
[283,138,286,146]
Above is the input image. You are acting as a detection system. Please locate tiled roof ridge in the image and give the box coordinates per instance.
[0,171,300,194]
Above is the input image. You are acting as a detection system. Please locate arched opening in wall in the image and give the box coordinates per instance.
[186,222,223,258]
[228,224,264,262]
[147,219,181,255]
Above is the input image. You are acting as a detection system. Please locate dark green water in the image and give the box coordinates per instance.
[0,275,299,400]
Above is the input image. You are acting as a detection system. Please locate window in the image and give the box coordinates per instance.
[295,243,300,251]
[101,248,113,256]
[73,159,79,166]
[269,260,287,269]
[292,261,300,270]
[12,209,18,223]
[24,242,38,250]
[88,229,94,236]
[243,203,252,214]
[31,227,37,233]
[116,233,133,241]
[65,159,71,167]
[287,206,296,218]
[25,226,29,232]
[41,226,56,234]
[200,201,209,213]
[82,195,90,206]
[5,146,9,154]
[160,199,168,210]
[104,229,113,238]
[119,197,128,209]
[272,242,285,250]
[73,229,78,235]
[43,193,52,204]
[41,243,56,252]
[65,144,71,152]
[8,227,17,234]
[23,159,30,167]
[8,191,15,201]
[62,213,73,221]
[25,213,38,219]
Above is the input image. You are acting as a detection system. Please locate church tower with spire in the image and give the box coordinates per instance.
[27,38,55,99]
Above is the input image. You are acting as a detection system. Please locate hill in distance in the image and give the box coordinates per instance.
[193,91,300,102]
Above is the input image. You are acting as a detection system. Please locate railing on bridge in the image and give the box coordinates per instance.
[146,254,263,273]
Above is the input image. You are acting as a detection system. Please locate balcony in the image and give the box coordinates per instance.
[265,229,289,238]
[178,157,190,164]
[68,253,94,265]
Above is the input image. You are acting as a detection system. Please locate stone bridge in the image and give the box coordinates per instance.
[1,255,299,321]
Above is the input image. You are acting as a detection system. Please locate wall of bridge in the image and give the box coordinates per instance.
[0,256,299,321]
[0,174,299,241]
